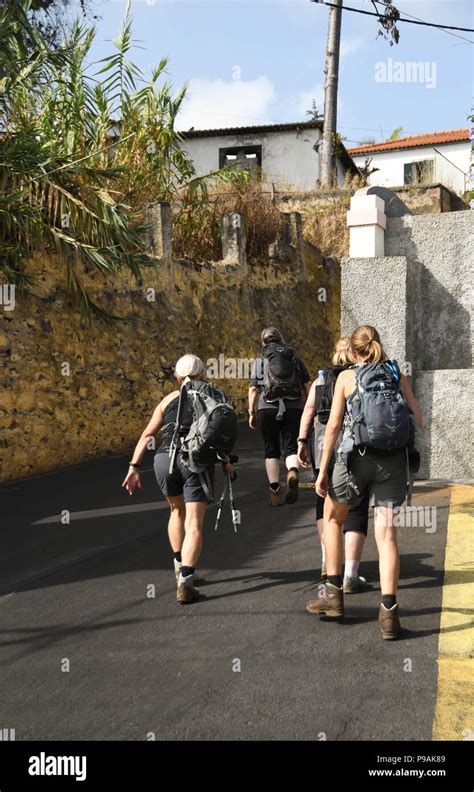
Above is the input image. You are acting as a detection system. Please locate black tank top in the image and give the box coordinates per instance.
[158,395,193,452]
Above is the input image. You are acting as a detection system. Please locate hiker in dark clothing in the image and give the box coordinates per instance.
[122,354,234,605]
[248,327,311,506]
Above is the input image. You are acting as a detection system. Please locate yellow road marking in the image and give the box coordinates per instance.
[433,485,474,741]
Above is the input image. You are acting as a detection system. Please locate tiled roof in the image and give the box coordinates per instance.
[179,120,323,138]
[348,129,469,156]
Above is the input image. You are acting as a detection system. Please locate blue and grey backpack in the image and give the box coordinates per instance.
[349,360,414,451]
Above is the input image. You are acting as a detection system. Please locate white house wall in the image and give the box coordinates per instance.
[352,141,469,195]
[180,128,351,190]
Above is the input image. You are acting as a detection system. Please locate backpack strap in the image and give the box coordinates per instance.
[168,384,188,474]
[199,469,214,504]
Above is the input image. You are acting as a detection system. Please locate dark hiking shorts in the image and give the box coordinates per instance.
[315,469,370,533]
[258,407,302,459]
[329,448,407,508]
[154,452,214,502]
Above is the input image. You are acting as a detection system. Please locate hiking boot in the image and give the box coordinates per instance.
[343,575,369,594]
[378,603,401,640]
[306,581,344,619]
[285,469,299,504]
[176,580,200,604]
[269,486,284,506]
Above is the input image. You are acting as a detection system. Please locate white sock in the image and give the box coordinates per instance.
[344,560,360,579]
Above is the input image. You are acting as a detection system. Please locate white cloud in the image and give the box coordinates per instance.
[294,83,324,117]
[176,76,275,131]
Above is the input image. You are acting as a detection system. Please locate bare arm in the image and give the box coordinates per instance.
[400,374,423,430]
[318,372,347,475]
[299,381,317,439]
[122,391,178,494]
[248,386,259,414]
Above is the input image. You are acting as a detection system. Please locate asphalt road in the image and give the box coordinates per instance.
[0,425,450,741]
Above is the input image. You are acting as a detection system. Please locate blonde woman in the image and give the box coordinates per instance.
[298,337,370,593]
[306,326,423,640]
[122,354,233,605]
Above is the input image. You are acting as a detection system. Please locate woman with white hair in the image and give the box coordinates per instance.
[122,354,233,604]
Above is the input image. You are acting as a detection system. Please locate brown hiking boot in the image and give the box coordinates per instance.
[378,603,401,640]
[306,581,344,619]
[176,581,200,604]
[285,469,299,504]
[269,485,284,506]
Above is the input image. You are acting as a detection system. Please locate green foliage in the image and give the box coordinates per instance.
[0,0,198,321]
[388,126,403,140]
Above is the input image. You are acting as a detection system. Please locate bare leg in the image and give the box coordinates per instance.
[317,518,324,555]
[344,530,366,579]
[374,506,399,595]
[285,454,298,470]
[265,457,280,484]
[323,497,352,576]
[181,501,208,568]
[166,495,185,553]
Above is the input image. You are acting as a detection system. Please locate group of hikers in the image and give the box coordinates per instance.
[122,324,423,641]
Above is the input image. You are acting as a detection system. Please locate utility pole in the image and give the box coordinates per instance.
[320,0,343,188]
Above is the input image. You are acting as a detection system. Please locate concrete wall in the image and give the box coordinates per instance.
[181,128,350,190]
[385,212,473,371]
[0,236,340,482]
[415,369,473,480]
[352,141,469,196]
[341,207,473,480]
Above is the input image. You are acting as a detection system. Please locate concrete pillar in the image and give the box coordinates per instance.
[280,212,303,249]
[340,256,411,365]
[144,201,172,261]
[347,192,386,257]
[221,212,247,267]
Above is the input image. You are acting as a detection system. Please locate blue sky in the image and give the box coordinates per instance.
[86,0,473,145]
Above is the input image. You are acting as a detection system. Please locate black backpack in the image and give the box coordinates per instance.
[174,380,238,473]
[315,365,350,424]
[349,360,414,451]
[261,342,301,401]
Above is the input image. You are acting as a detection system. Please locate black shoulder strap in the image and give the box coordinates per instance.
[168,384,188,474]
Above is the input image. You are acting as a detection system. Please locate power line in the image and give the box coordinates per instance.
[312,1,474,34]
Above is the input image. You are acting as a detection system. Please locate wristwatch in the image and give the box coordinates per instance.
[297,437,308,444]
[248,409,256,415]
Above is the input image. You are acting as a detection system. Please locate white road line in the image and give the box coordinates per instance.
[32,490,252,525]
[32,501,170,524]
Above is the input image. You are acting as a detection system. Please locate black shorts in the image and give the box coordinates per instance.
[154,452,214,502]
[258,408,302,459]
[315,469,370,535]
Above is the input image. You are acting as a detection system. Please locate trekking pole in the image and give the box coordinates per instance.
[228,473,240,533]
[214,475,229,531]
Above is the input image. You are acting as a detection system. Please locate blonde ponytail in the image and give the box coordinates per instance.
[350,325,387,363]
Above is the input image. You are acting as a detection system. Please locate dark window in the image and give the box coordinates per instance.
[404,159,434,185]
[219,145,262,173]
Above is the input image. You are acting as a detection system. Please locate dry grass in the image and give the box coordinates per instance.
[172,172,281,264]
[302,197,350,259]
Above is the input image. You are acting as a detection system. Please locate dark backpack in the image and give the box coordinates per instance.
[178,380,238,473]
[315,365,350,425]
[261,342,301,401]
[349,360,414,451]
